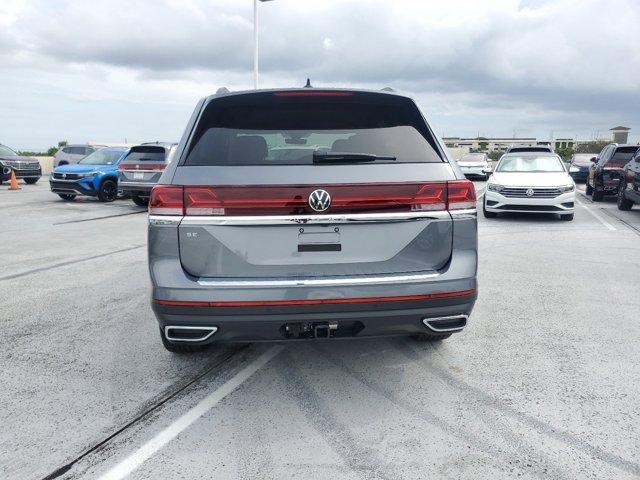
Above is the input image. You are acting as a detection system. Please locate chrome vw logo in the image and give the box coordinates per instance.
[62,173,67,179]
[308,189,331,212]
[526,188,534,197]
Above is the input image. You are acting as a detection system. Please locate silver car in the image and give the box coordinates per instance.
[148,88,478,352]
[54,144,105,167]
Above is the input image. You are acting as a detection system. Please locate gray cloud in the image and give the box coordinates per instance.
[0,0,639,149]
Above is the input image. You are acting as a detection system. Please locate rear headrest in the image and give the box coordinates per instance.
[229,135,268,164]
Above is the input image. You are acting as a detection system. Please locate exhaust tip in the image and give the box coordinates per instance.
[164,325,218,342]
[422,315,468,333]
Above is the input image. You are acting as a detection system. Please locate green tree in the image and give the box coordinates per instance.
[575,141,608,155]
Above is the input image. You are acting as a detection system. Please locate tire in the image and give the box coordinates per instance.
[58,193,76,201]
[560,213,574,221]
[411,333,453,342]
[24,178,39,185]
[585,181,593,195]
[97,179,118,202]
[160,327,206,353]
[483,200,497,218]
[617,182,633,211]
[592,186,604,202]
[131,195,149,207]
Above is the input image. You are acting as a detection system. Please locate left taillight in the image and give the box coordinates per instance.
[447,180,476,210]
[149,185,184,215]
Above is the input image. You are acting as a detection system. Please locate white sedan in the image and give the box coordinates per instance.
[483,152,575,221]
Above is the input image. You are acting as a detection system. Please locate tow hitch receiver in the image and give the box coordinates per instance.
[283,321,339,339]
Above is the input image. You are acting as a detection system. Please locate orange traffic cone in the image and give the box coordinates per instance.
[9,170,21,190]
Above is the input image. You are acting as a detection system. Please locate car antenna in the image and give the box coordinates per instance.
[381,86,395,92]
[304,78,312,88]
[216,87,230,95]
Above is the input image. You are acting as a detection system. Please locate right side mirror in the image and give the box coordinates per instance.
[590,156,597,163]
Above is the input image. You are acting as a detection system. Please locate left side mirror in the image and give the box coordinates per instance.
[590,156,597,163]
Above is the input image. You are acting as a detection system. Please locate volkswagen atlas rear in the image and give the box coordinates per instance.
[148,88,478,352]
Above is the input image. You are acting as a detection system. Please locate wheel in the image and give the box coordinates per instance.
[131,195,149,207]
[24,178,39,185]
[483,200,497,218]
[560,213,574,221]
[617,182,633,211]
[97,179,118,202]
[58,193,76,201]
[585,181,593,195]
[411,333,453,342]
[592,186,603,202]
[159,327,206,353]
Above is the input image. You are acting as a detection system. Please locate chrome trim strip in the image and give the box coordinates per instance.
[181,211,451,226]
[449,208,477,218]
[149,215,183,225]
[422,314,468,332]
[119,181,156,187]
[197,271,439,288]
[164,325,218,342]
[49,178,85,183]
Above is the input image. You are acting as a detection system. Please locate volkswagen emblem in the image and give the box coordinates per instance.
[135,165,140,169]
[526,188,534,197]
[62,173,67,179]
[308,189,331,212]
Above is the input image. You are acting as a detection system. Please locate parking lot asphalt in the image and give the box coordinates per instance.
[1,178,639,480]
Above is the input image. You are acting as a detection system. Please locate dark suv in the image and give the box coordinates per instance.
[587,144,639,201]
[618,148,640,210]
[0,144,42,184]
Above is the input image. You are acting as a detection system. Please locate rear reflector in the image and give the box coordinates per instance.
[150,181,476,216]
[149,185,184,215]
[154,289,476,308]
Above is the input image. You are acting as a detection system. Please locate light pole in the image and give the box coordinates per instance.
[253,0,274,89]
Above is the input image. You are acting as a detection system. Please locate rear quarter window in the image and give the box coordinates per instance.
[183,92,443,166]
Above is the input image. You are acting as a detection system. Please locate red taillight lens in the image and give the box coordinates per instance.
[182,183,448,216]
[447,180,476,210]
[149,185,184,215]
[273,91,354,97]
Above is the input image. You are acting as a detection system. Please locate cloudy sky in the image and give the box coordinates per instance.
[1,0,638,150]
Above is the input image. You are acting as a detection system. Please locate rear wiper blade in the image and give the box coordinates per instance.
[312,151,396,164]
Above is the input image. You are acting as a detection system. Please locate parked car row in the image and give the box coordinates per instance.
[584,143,639,207]
[49,142,176,204]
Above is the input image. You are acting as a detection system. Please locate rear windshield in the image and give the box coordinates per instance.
[123,146,167,163]
[608,147,638,165]
[183,92,443,166]
[509,146,550,152]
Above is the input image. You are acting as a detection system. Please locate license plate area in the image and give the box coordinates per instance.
[297,230,341,252]
[133,172,145,180]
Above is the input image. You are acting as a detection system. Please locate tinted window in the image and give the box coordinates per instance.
[123,146,166,163]
[78,150,124,165]
[608,147,638,166]
[184,92,443,166]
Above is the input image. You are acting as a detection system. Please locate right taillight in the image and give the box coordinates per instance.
[447,180,477,210]
[149,185,184,215]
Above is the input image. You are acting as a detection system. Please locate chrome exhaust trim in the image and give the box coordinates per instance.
[164,325,218,342]
[422,314,468,333]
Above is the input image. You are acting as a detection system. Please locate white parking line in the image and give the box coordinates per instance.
[575,198,616,231]
[97,345,283,480]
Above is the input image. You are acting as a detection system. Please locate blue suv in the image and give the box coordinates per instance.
[49,147,129,202]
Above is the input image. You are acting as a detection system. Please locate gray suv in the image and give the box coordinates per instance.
[148,88,478,352]
[53,145,104,167]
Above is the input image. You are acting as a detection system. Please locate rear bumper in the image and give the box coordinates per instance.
[148,210,478,343]
[118,181,155,196]
[153,293,476,343]
[484,190,575,214]
[459,166,487,177]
